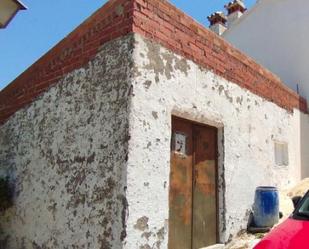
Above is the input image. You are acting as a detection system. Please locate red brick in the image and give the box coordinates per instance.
[0,0,307,125]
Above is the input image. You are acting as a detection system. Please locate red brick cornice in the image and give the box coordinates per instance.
[0,0,307,124]
[131,0,307,113]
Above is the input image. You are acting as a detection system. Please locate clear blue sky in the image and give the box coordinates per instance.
[0,0,256,89]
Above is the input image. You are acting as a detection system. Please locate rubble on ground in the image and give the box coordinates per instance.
[287,178,309,198]
[225,178,309,248]
[226,232,262,249]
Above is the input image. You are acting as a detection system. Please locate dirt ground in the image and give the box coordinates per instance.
[225,178,309,249]
[226,232,262,249]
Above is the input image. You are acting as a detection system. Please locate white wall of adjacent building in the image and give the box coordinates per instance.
[223,0,309,178]
[224,0,309,101]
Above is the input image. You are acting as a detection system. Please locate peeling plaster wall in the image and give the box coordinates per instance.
[125,34,301,246]
[0,33,304,249]
[0,35,134,249]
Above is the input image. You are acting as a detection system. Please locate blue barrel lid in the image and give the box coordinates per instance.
[256,186,278,191]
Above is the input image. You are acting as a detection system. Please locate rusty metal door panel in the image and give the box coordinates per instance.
[169,117,218,249]
[169,117,193,249]
[192,125,218,249]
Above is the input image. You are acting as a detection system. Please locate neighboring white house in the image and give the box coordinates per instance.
[223,0,309,102]
[208,0,309,178]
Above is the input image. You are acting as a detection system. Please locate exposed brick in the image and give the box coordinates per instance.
[0,0,135,124]
[0,0,307,125]
[129,0,307,113]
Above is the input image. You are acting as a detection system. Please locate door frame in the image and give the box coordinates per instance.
[169,115,221,248]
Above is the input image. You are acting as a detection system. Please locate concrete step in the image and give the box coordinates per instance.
[200,244,225,249]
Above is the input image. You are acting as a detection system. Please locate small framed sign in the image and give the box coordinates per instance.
[173,132,187,155]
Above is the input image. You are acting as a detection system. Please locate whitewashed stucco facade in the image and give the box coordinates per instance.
[223,0,309,178]
[0,36,134,248]
[125,34,303,247]
[0,32,306,248]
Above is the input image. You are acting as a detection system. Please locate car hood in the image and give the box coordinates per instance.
[255,218,309,249]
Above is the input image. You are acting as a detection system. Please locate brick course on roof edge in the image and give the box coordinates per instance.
[0,0,307,124]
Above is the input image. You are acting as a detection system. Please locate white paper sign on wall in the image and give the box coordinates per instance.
[174,132,186,155]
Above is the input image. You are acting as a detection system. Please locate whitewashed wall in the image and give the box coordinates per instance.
[124,34,302,247]
[0,36,134,249]
[223,0,309,178]
[0,33,305,249]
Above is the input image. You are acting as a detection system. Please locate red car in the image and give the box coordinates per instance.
[254,191,309,249]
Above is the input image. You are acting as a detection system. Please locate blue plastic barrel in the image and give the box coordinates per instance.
[253,186,279,228]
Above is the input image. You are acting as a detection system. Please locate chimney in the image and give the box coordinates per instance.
[225,0,246,28]
[207,12,227,36]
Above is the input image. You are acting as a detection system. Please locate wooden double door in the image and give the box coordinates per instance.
[168,116,218,249]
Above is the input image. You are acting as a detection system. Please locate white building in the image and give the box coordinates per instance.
[223,0,309,101]
[0,0,308,248]
[208,0,309,178]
